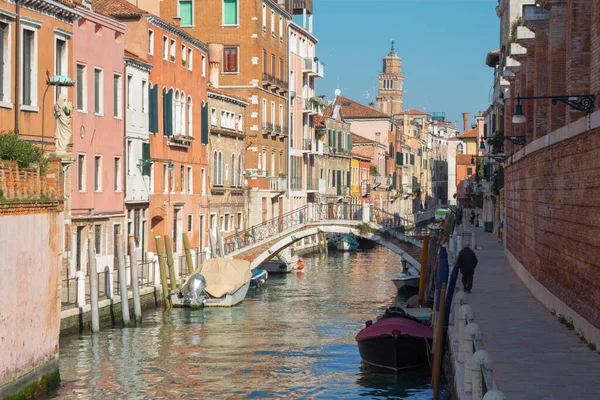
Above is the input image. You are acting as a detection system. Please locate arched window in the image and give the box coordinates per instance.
[219,152,223,185]
[225,162,229,184]
[187,96,193,137]
[457,143,464,154]
[238,154,242,187]
[231,153,236,186]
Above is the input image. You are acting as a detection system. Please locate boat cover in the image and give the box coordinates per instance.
[197,258,251,298]
[356,317,433,341]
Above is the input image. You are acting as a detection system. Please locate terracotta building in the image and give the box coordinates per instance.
[94,0,209,260]
[70,4,126,276]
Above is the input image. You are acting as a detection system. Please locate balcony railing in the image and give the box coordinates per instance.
[168,134,194,149]
[262,122,274,134]
[302,138,314,151]
[302,57,324,78]
[270,176,287,192]
[336,185,349,197]
[274,124,282,136]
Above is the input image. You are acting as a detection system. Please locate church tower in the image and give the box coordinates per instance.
[376,41,404,118]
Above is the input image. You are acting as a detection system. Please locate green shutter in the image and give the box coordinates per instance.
[201,102,209,144]
[328,129,332,146]
[336,170,342,193]
[396,151,402,165]
[23,30,32,105]
[347,134,351,151]
[392,172,396,188]
[410,154,415,165]
[337,131,342,150]
[149,84,158,133]
[346,169,351,187]
[165,89,173,136]
[142,142,151,176]
[223,0,238,25]
[179,0,193,26]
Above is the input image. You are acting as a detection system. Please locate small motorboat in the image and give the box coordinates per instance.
[250,268,268,288]
[335,235,359,251]
[391,273,420,290]
[263,248,299,274]
[356,307,433,372]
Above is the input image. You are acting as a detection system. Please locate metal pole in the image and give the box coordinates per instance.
[182,232,194,274]
[116,234,131,327]
[128,236,142,323]
[418,235,430,306]
[163,235,177,291]
[14,0,20,135]
[432,283,447,400]
[155,236,169,302]
[88,238,100,333]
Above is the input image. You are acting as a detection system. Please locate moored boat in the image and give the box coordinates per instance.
[335,234,359,251]
[356,307,433,372]
[262,248,299,273]
[250,268,268,288]
[391,273,420,290]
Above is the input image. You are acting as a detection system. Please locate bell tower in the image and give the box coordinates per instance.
[376,40,404,118]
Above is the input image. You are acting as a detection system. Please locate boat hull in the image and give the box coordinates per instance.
[392,276,420,290]
[357,335,432,372]
[250,269,268,288]
[204,281,250,307]
[262,260,294,273]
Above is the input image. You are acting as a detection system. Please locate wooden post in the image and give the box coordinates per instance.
[88,238,100,334]
[128,236,142,323]
[418,235,430,306]
[155,236,169,301]
[182,232,194,274]
[432,283,447,400]
[163,235,177,291]
[116,234,131,327]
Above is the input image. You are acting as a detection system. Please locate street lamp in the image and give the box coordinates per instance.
[512,93,595,124]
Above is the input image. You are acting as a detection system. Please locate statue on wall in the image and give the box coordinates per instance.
[54,91,73,154]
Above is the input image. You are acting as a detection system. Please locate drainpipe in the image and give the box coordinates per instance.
[14,0,20,135]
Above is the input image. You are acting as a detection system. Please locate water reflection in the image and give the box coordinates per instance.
[48,247,435,399]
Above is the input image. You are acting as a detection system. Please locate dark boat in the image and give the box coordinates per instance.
[356,237,377,250]
[356,307,433,372]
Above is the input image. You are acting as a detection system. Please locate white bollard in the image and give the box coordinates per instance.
[471,231,477,249]
[457,235,463,253]
[464,323,482,393]
[453,291,468,327]
[470,350,493,400]
[483,389,506,400]
[449,234,456,256]
[105,265,114,299]
[76,270,86,307]
[458,305,473,363]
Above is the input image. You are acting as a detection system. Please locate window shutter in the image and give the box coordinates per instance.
[223,0,237,25]
[337,131,342,150]
[149,84,158,133]
[180,0,193,26]
[396,151,403,165]
[22,31,32,105]
[346,169,351,187]
[392,172,396,188]
[201,102,209,144]
[165,89,173,136]
[410,154,415,165]
[142,143,151,176]
[347,134,352,151]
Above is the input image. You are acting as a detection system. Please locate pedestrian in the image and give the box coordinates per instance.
[457,245,478,293]
[470,210,475,226]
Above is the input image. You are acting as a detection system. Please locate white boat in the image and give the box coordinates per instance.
[173,258,252,308]
[335,235,359,251]
[391,273,420,290]
[262,248,299,274]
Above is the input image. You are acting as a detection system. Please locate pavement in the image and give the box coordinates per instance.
[462,226,600,399]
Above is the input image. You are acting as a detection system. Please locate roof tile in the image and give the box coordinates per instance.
[335,96,389,119]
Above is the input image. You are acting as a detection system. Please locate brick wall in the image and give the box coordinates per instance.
[505,127,600,329]
[0,156,64,204]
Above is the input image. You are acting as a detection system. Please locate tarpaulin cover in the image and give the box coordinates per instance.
[356,317,433,341]
[197,258,251,298]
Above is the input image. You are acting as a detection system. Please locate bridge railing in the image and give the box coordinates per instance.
[370,207,409,229]
[311,202,363,222]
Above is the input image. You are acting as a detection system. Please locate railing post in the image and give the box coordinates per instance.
[471,350,493,400]
[458,305,473,363]
[453,291,468,327]
[464,322,482,393]
[483,389,506,400]
[307,202,314,222]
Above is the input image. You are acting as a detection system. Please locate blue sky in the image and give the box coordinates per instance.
[307,0,499,128]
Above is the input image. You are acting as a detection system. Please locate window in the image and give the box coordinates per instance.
[220,215,225,231]
[201,54,206,76]
[211,108,217,126]
[113,74,121,117]
[262,4,266,30]
[262,99,267,126]
[0,22,10,104]
[163,163,168,193]
[141,80,147,113]
[77,154,86,191]
[221,110,235,129]
[223,46,238,73]
[187,96,193,136]
[263,49,267,74]
[213,151,223,185]
[223,0,238,25]
[188,214,193,232]
[237,212,242,230]
[237,114,243,131]
[467,167,473,176]
[55,38,67,101]
[114,157,121,191]
[179,0,193,26]
[22,28,36,107]
[201,168,206,195]
[271,11,275,35]
[76,64,86,111]
[94,156,102,191]
[270,151,275,177]
[180,165,185,193]
[279,58,283,79]
[279,104,283,128]
[188,48,193,70]
[271,102,275,125]
[148,30,154,55]
[149,163,155,193]
[271,54,275,75]
[231,153,236,186]
[170,165,174,192]
[94,68,103,114]
[181,44,186,64]
[95,225,101,254]
[187,166,193,194]
[279,17,283,40]
[162,36,168,60]
[170,39,176,61]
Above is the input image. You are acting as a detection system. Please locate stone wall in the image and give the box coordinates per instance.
[505,126,600,329]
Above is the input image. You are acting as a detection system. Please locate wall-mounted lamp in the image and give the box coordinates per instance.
[512,93,595,124]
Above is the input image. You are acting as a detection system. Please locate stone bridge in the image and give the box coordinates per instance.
[216,203,434,269]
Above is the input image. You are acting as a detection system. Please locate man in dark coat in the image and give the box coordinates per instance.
[457,245,478,293]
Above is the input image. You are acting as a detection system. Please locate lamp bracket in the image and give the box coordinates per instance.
[517,94,595,114]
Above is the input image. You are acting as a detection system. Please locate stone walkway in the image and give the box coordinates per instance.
[464,227,600,399]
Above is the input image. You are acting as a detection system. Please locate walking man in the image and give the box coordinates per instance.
[457,245,478,293]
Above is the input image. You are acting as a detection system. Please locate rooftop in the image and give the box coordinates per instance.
[457,128,478,139]
[335,96,389,119]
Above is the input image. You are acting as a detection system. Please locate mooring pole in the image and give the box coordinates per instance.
[182,232,194,274]
[432,283,447,399]
[418,235,430,306]
[155,236,170,303]
[116,234,131,327]
[128,236,142,323]
[88,238,100,333]
[163,235,177,291]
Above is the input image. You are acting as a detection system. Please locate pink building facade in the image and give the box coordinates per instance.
[70,6,126,276]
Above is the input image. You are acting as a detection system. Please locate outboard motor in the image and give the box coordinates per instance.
[181,273,207,306]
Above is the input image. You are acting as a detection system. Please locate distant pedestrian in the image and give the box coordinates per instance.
[470,211,475,226]
[457,245,478,293]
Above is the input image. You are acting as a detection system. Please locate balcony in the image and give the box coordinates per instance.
[302,57,324,78]
[167,134,194,149]
[262,122,274,135]
[301,99,318,115]
[306,177,320,191]
[273,124,282,137]
[280,0,313,15]
[302,138,314,152]
[262,73,288,93]
[270,176,287,192]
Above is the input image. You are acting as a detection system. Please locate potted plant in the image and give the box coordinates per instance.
[182,59,187,66]
[170,55,175,62]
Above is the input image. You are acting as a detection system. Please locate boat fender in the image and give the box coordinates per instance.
[365,320,373,327]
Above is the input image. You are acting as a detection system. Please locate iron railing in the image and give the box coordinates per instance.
[466,314,493,395]
[312,203,363,221]
[370,207,410,228]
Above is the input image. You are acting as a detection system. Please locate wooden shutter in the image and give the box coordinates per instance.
[347,134,352,151]
[346,169,351,188]
[337,131,342,150]
[149,84,158,133]
[165,89,173,136]
[142,142,151,176]
[201,102,209,144]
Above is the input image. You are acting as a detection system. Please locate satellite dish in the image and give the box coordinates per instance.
[334,89,341,97]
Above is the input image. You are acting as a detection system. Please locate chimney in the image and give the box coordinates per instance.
[208,43,224,88]
[462,113,469,132]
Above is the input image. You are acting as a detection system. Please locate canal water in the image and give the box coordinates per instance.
[48,247,440,399]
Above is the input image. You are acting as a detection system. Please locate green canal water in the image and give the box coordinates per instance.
[48,247,441,399]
